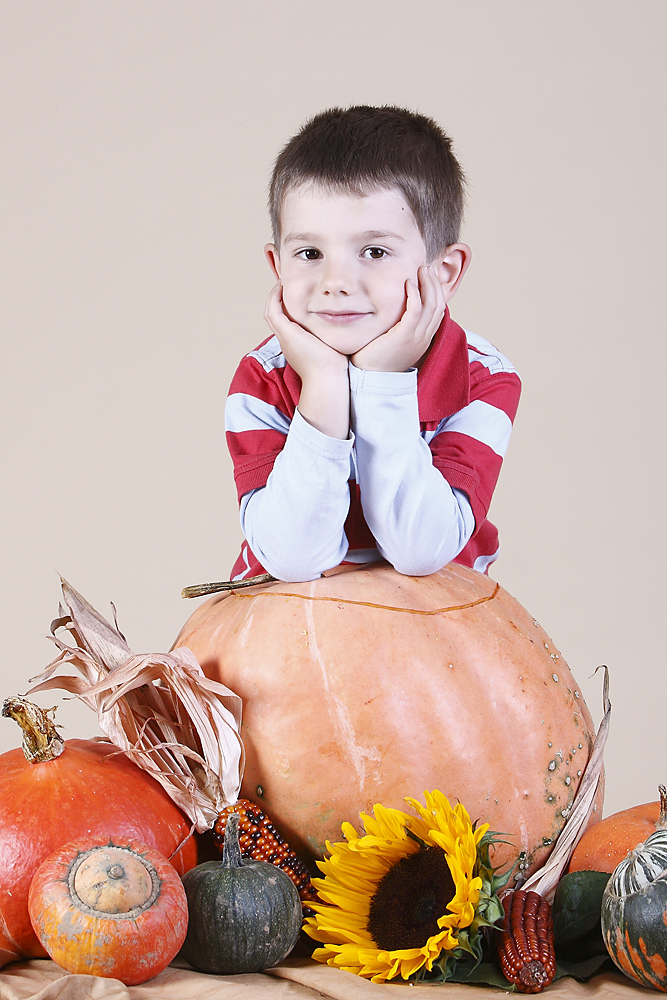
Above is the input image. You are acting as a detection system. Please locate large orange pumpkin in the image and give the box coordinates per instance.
[0,704,197,968]
[173,563,603,878]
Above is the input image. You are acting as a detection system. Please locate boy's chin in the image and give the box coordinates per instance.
[309,329,386,357]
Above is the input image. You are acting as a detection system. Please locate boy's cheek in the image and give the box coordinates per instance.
[383,281,411,327]
[281,278,307,309]
[279,286,307,325]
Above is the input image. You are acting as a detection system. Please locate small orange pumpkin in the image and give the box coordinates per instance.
[569,787,667,874]
[28,837,188,984]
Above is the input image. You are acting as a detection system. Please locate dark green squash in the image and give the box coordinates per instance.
[601,789,667,991]
[553,870,610,964]
[180,813,302,975]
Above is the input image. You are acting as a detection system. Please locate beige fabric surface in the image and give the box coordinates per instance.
[0,958,651,1000]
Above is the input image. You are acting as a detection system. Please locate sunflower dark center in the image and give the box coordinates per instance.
[367,845,456,951]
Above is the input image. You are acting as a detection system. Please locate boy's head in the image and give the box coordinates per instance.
[269,105,466,261]
[265,106,471,356]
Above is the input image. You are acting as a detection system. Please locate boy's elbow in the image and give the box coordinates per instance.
[380,535,465,577]
[255,542,348,583]
[254,548,321,582]
[390,554,450,577]
[264,564,322,583]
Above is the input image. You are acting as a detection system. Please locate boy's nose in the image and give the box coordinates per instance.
[320,257,356,295]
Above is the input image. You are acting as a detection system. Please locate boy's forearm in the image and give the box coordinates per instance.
[264,282,351,439]
[297,368,351,439]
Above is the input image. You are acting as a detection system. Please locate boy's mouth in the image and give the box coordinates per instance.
[313,311,371,324]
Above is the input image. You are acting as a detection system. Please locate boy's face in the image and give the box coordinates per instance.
[266,183,433,356]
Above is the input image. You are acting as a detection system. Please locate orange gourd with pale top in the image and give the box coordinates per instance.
[28,837,188,984]
[174,562,603,878]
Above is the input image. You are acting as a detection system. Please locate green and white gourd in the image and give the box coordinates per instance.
[601,785,667,992]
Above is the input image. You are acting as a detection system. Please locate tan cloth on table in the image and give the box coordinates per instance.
[0,958,651,1000]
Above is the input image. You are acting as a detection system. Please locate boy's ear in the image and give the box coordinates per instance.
[431,243,472,303]
[265,243,281,281]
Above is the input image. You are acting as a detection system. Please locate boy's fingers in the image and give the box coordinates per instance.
[399,277,423,331]
[264,283,280,324]
[264,282,286,325]
[264,283,303,342]
[415,266,445,340]
[417,266,434,311]
[420,266,443,314]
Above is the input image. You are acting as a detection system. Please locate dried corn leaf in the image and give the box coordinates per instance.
[28,578,244,832]
[520,665,611,901]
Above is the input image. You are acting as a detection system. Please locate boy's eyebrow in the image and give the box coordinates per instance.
[282,230,408,245]
[282,233,318,245]
[362,230,408,243]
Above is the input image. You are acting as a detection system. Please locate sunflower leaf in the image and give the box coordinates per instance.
[476,829,516,890]
[473,893,505,928]
[419,936,487,985]
[442,958,516,989]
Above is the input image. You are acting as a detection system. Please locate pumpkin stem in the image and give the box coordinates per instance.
[657,785,667,829]
[181,575,276,599]
[222,811,244,869]
[1,696,65,763]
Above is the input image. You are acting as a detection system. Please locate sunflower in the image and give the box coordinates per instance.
[304,790,509,983]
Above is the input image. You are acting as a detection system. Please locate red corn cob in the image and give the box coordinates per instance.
[214,799,319,908]
[495,889,557,993]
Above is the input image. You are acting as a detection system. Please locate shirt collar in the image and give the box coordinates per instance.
[417,307,470,422]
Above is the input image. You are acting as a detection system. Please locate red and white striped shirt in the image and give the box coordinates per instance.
[225,309,520,581]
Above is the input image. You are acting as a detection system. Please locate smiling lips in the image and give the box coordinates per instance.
[313,311,371,324]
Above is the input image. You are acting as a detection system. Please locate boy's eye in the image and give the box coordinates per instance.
[296,248,321,260]
[362,247,387,260]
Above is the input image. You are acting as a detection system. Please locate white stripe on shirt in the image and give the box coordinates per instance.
[425,400,513,458]
[225,393,291,435]
[473,548,499,573]
[248,336,287,372]
[466,329,518,375]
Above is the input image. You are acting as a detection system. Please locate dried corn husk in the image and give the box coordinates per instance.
[28,578,244,832]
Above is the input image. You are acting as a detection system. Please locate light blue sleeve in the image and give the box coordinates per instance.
[349,363,475,576]
[240,408,353,582]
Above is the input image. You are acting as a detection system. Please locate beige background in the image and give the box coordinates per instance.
[1,1,665,817]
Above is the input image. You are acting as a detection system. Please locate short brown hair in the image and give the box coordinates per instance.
[269,106,466,260]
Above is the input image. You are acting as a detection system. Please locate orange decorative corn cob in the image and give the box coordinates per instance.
[214,799,319,908]
[495,890,557,993]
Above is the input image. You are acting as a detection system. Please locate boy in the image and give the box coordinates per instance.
[225,106,520,583]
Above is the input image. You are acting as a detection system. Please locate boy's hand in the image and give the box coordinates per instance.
[264,282,350,439]
[351,266,445,372]
[264,282,348,381]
